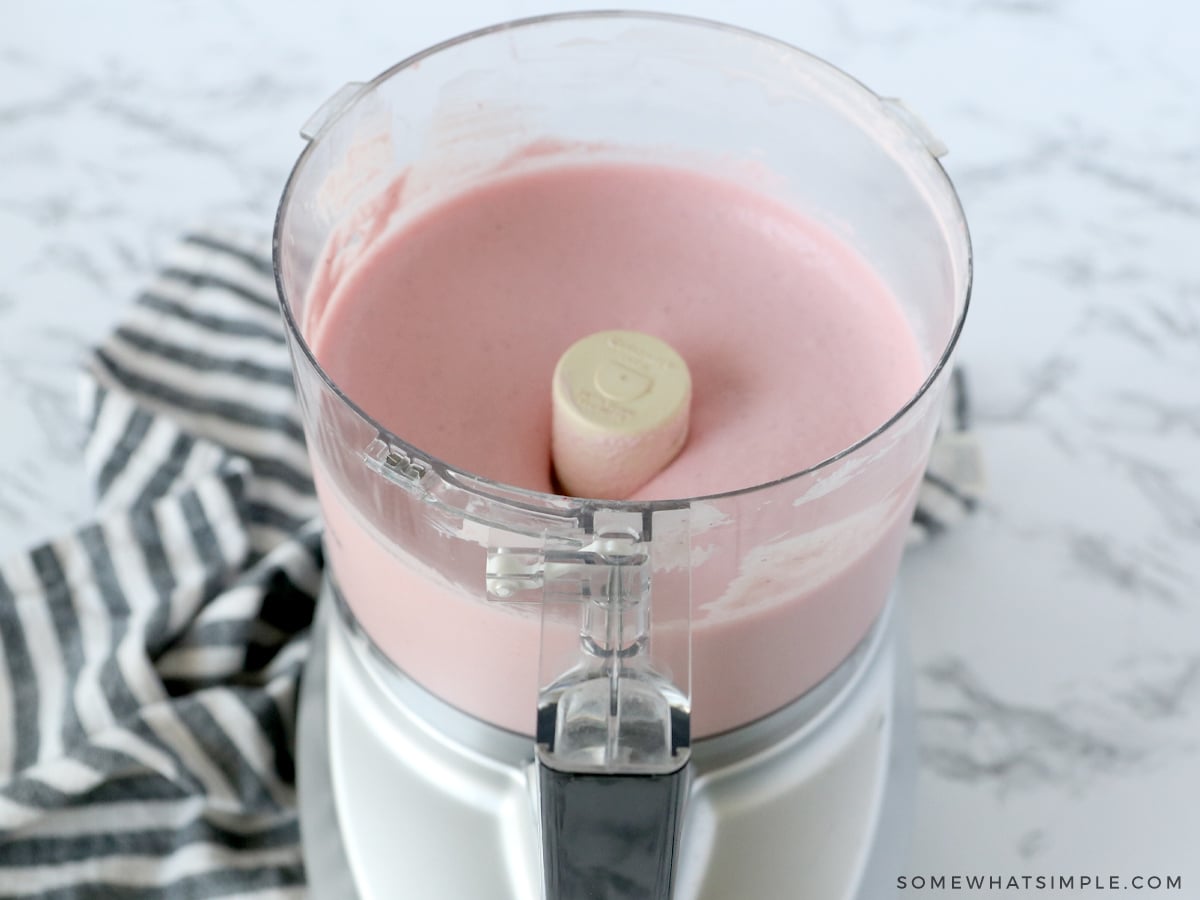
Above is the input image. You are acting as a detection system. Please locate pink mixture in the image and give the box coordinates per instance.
[306,159,927,736]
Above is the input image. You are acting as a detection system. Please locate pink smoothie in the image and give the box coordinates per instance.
[305,159,929,736]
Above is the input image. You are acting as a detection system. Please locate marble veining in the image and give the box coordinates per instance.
[922,648,1200,788]
[920,655,1147,792]
[3,0,1198,890]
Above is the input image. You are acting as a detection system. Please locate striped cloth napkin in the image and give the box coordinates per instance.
[0,230,981,897]
[0,232,319,897]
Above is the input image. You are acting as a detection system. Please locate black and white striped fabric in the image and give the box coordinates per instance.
[0,231,319,898]
[0,229,981,897]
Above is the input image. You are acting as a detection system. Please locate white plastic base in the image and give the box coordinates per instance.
[297,587,915,900]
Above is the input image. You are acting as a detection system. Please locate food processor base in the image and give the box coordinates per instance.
[297,581,916,900]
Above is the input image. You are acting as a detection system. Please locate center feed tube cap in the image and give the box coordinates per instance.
[551,330,692,500]
[498,505,692,899]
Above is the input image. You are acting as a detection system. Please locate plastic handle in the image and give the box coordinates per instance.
[511,506,692,900]
[538,760,690,900]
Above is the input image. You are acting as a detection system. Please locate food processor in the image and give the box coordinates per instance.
[273,13,971,899]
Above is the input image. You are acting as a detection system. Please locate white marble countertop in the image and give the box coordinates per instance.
[4,0,1198,894]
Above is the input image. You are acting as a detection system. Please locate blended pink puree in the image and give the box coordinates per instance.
[307,160,927,736]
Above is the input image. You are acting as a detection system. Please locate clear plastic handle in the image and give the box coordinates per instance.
[488,506,693,898]
[535,528,690,773]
